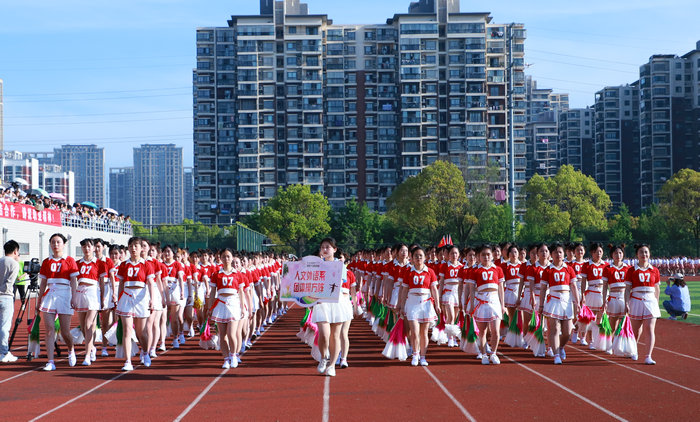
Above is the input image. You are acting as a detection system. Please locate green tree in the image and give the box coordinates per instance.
[473,204,519,244]
[330,199,385,252]
[521,165,611,242]
[386,160,471,244]
[608,204,636,246]
[257,184,331,256]
[658,168,700,255]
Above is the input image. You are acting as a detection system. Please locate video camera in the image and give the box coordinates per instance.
[23,258,41,289]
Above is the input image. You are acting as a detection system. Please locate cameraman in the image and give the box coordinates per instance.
[0,240,21,363]
[663,273,691,320]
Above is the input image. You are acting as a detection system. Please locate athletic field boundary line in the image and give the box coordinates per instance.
[173,306,290,421]
[322,376,330,422]
[0,350,86,385]
[499,352,629,422]
[422,366,477,421]
[637,342,700,362]
[571,346,700,395]
[29,349,171,422]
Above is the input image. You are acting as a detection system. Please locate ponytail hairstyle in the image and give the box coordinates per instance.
[608,243,625,257]
[49,233,68,243]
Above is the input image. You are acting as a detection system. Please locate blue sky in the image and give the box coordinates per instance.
[0,0,698,170]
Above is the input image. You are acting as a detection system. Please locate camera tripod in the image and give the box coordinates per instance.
[8,275,62,361]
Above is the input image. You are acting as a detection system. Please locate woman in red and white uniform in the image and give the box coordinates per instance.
[146,243,166,357]
[539,243,580,364]
[438,245,463,348]
[338,251,358,368]
[625,244,661,364]
[162,245,185,348]
[74,238,103,366]
[233,254,254,359]
[96,239,117,357]
[116,237,155,371]
[398,246,440,367]
[580,243,609,348]
[520,243,549,356]
[208,248,244,369]
[38,233,79,371]
[502,244,524,328]
[569,242,587,344]
[602,243,629,349]
[466,244,505,365]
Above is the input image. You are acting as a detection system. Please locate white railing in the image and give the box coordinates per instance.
[60,211,132,235]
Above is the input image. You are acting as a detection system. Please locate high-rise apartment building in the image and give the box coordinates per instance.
[639,45,700,207]
[594,85,641,213]
[39,164,74,204]
[193,0,527,223]
[109,167,134,218]
[133,144,183,225]
[53,145,105,206]
[183,167,194,220]
[558,108,595,177]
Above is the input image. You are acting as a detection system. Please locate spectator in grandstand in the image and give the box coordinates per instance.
[663,274,691,320]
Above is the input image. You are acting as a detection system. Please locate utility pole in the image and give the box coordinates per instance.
[506,23,516,240]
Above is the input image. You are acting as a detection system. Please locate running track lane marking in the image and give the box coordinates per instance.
[0,351,84,385]
[172,308,289,421]
[571,346,700,395]
[422,367,477,422]
[637,343,700,362]
[498,353,629,422]
[173,367,230,422]
[28,349,170,422]
[322,376,330,422]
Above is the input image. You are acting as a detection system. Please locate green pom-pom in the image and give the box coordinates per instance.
[466,316,479,343]
[116,319,124,345]
[54,317,61,332]
[613,315,625,336]
[527,312,538,333]
[598,312,612,335]
[300,308,311,327]
[502,312,509,326]
[96,314,101,329]
[535,323,545,343]
[30,314,42,342]
[386,311,396,332]
[509,312,520,333]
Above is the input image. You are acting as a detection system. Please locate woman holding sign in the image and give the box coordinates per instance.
[312,237,352,377]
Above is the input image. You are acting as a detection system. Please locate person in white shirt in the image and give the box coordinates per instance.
[0,240,21,363]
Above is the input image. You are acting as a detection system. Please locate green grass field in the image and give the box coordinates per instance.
[658,281,700,324]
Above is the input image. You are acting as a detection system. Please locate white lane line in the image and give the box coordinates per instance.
[499,353,628,422]
[571,346,700,395]
[173,308,288,421]
[29,349,171,421]
[322,376,330,422]
[173,367,229,422]
[637,343,700,362]
[422,367,477,422]
[0,351,81,385]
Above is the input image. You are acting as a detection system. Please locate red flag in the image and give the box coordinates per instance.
[438,236,446,247]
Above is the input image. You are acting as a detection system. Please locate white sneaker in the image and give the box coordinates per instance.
[179,334,186,344]
[325,365,336,376]
[560,349,566,360]
[90,348,97,362]
[481,354,490,365]
[150,350,157,358]
[0,352,18,363]
[43,361,56,371]
[580,339,588,346]
[411,354,420,366]
[121,362,134,371]
[222,358,231,369]
[476,353,483,360]
[630,354,638,361]
[645,356,656,365]
[236,354,242,364]
[82,357,91,366]
[143,354,152,368]
[486,344,492,353]
[231,355,239,368]
[490,354,501,365]
[606,348,613,355]
[245,340,253,348]
[419,357,429,366]
[255,330,262,336]
[173,338,180,349]
[101,348,109,357]
[588,343,596,350]
[317,358,329,373]
[554,355,563,365]
[68,351,77,367]
[546,348,554,357]
[340,359,349,368]
[447,338,456,348]
[158,344,167,352]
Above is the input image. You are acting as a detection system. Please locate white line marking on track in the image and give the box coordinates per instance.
[173,308,288,421]
[571,346,700,395]
[322,376,330,422]
[637,342,700,362]
[0,351,83,385]
[422,367,477,422]
[499,353,629,422]
[173,367,229,422]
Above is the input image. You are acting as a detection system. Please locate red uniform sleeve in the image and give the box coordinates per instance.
[429,268,438,286]
[116,262,127,281]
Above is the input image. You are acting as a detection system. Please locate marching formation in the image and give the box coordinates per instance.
[29,233,664,375]
[340,241,660,369]
[34,234,285,372]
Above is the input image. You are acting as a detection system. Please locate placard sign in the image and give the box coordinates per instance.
[280,256,343,307]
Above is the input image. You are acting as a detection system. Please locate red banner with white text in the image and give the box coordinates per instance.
[0,202,62,227]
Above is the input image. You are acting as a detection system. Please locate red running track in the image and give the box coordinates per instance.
[1,304,699,421]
